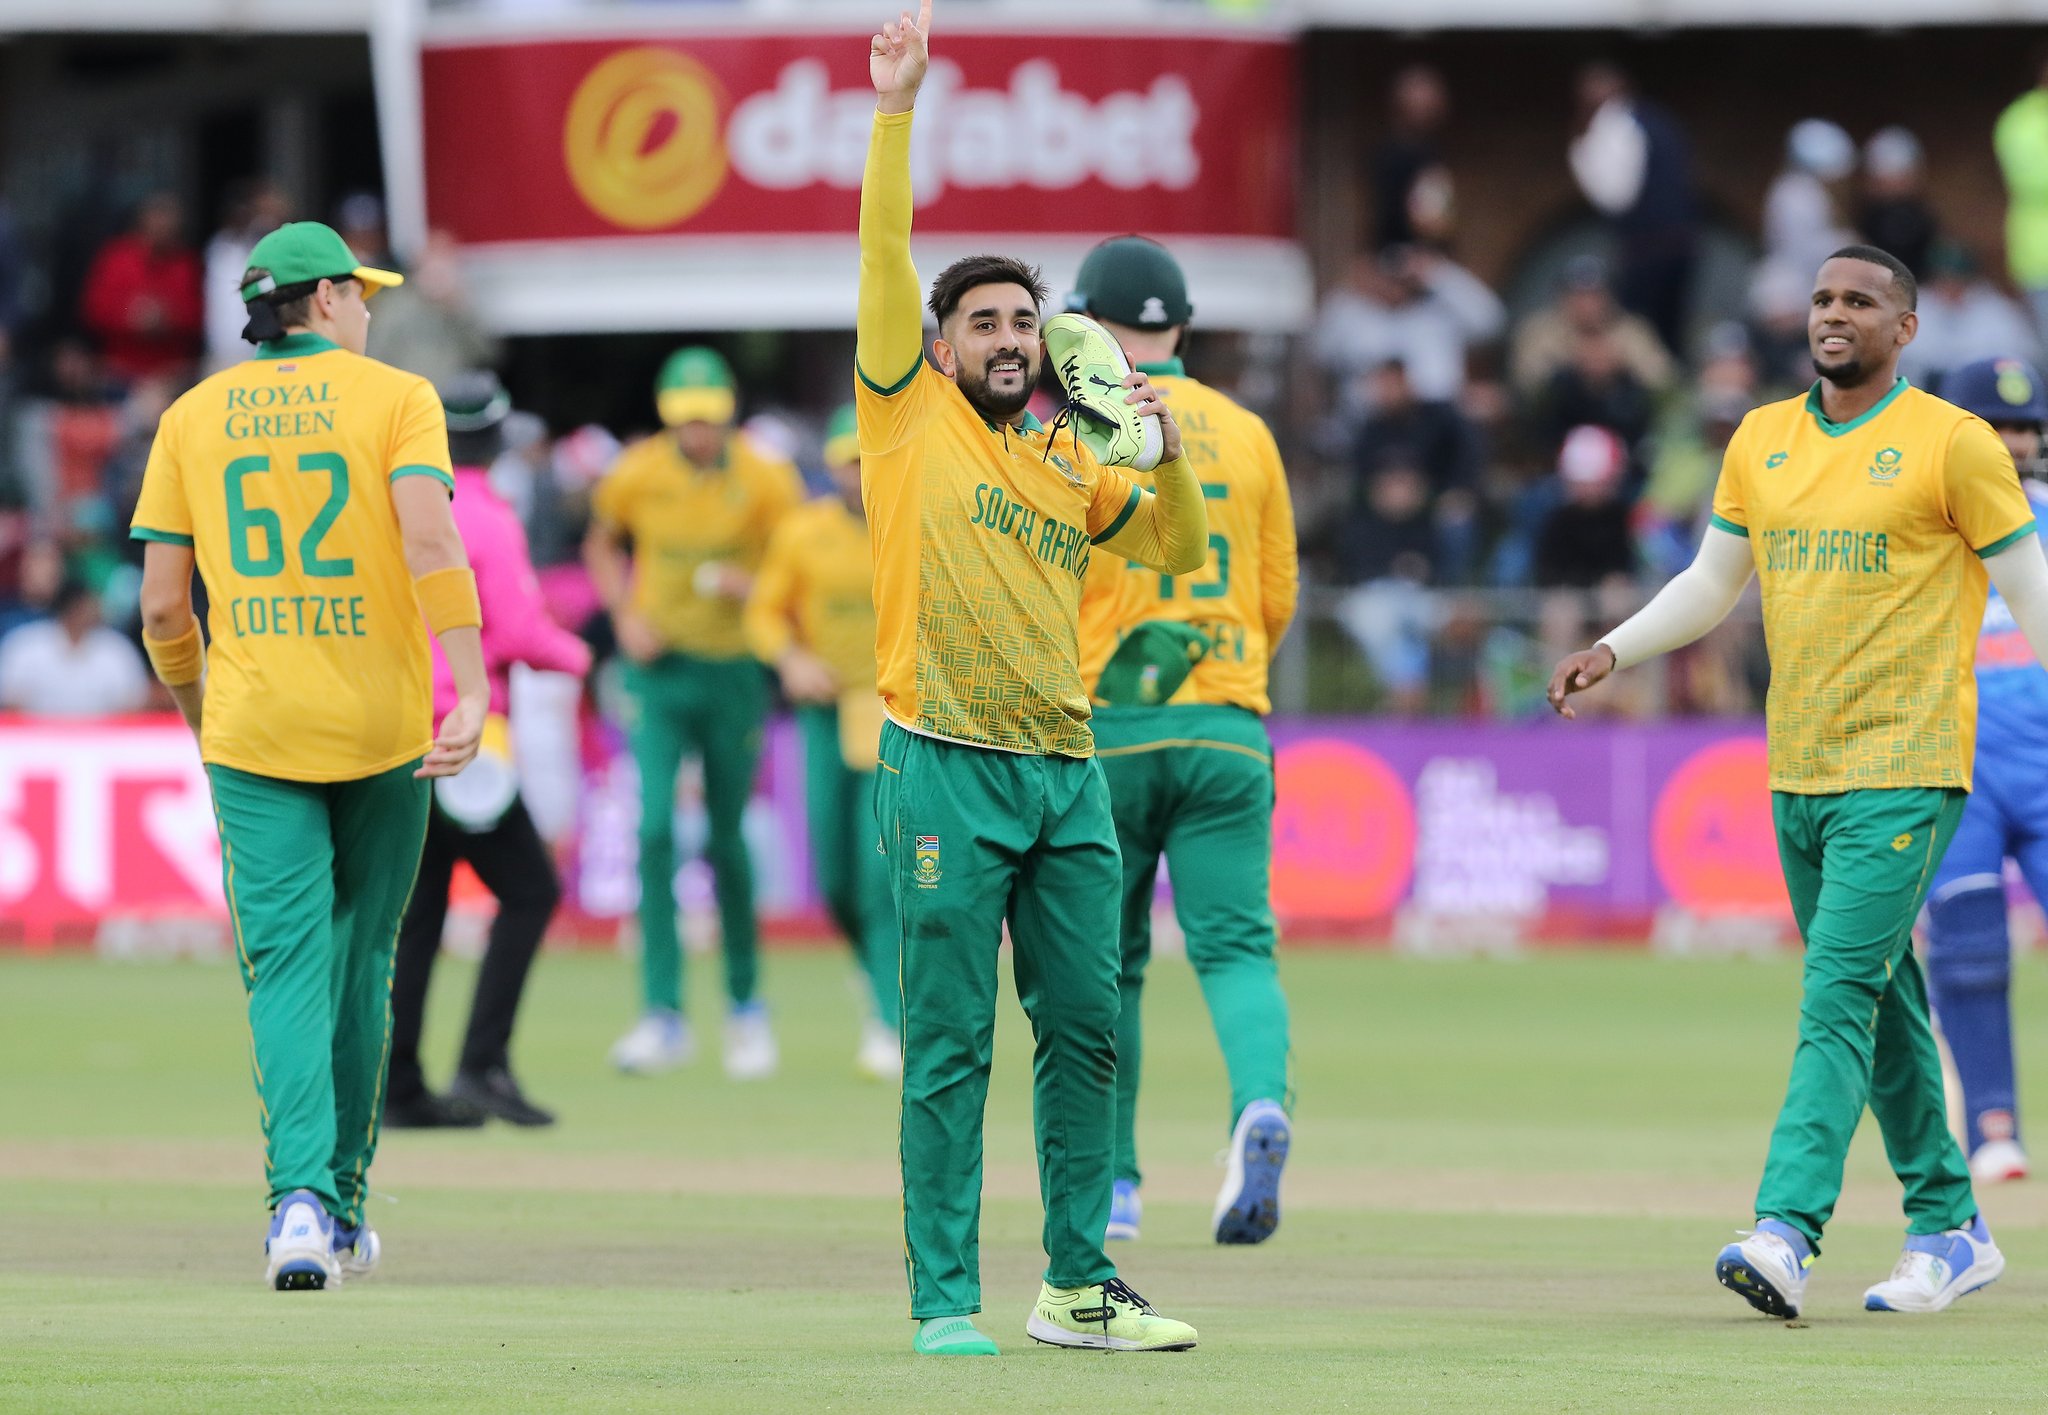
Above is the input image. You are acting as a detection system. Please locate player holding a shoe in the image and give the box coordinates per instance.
[1551,246,2048,1317]
[1069,237,1300,1246]
[131,221,487,1289]
[1923,356,2048,1187]
[861,0,1208,1355]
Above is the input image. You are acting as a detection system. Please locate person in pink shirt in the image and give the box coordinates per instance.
[388,373,592,1129]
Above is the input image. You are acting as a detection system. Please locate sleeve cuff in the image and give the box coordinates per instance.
[1092,485,1143,545]
[392,464,456,494]
[1708,514,1749,538]
[1976,520,2038,559]
[131,527,195,547]
[857,358,923,398]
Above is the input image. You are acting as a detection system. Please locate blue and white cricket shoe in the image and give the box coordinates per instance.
[1213,1099,1289,1244]
[1863,1214,2005,1312]
[1715,1221,1811,1318]
[609,1010,695,1074]
[333,1219,381,1282]
[1107,1179,1141,1242]
[265,1189,340,1291]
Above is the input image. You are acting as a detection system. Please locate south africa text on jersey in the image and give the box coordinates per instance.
[968,483,1091,577]
[1757,527,1891,575]
[224,382,337,439]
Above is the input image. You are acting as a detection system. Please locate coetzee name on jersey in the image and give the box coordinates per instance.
[224,381,338,439]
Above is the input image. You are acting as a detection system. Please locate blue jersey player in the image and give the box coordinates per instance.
[1926,356,2048,1185]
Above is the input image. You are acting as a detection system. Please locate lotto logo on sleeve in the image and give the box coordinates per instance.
[914,835,942,888]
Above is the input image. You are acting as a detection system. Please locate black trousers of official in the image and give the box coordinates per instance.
[389,797,561,1102]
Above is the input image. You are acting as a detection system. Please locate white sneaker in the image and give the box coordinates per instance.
[724,1002,779,1081]
[264,1190,340,1291]
[1864,1215,2005,1312]
[333,1220,380,1281]
[1970,1139,2029,1184]
[609,1011,694,1074]
[1714,1227,1810,1318]
[856,1019,902,1081]
[1213,1099,1290,1244]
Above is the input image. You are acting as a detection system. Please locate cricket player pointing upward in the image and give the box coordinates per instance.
[1551,245,2048,1318]
[862,0,1207,1356]
[131,221,488,1289]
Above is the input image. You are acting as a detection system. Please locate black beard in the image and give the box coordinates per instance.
[1812,352,1875,388]
[957,358,1036,423]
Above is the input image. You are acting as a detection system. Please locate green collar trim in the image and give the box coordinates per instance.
[1804,376,1908,437]
[1136,358,1185,378]
[254,332,341,361]
[983,410,1045,435]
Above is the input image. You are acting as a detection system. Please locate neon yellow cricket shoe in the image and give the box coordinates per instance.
[912,1315,1000,1356]
[1026,1277,1197,1351]
[1042,313,1164,471]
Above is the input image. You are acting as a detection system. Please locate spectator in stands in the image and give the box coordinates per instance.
[1995,51,2048,344]
[1763,119,1859,284]
[1350,358,1482,583]
[1511,254,1673,400]
[1639,386,1749,578]
[1568,63,1699,355]
[1527,315,1658,461]
[0,534,61,640]
[202,179,290,373]
[336,191,394,271]
[77,192,203,384]
[1534,425,1637,589]
[1312,244,1504,426]
[1858,126,1938,278]
[13,338,121,526]
[1900,240,2042,386]
[0,578,148,716]
[1369,65,1454,253]
[1747,259,1819,396]
[1334,459,1439,715]
[367,229,501,386]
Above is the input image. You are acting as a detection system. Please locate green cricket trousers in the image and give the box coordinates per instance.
[1758,786,1978,1251]
[623,651,768,1014]
[1094,704,1291,1187]
[876,721,1122,1318]
[797,704,899,1029]
[208,760,430,1227]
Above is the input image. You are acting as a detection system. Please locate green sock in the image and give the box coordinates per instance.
[912,1316,999,1356]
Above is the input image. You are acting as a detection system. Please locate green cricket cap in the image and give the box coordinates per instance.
[239,221,402,303]
[823,403,859,468]
[1068,236,1192,331]
[657,346,737,427]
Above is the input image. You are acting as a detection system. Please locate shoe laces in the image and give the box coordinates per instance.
[1886,1249,1948,1288]
[1101,1277,1156,1317]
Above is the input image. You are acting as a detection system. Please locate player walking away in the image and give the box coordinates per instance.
[130,221,488,1289]
[386,373,593,1130]
[862,0,1208,1356]
[585,347,801,1080]
[1550,246,2048,1318]
[1923,356,2048,1186]
[1068,237,1300,1246]
[743,404,902,1081]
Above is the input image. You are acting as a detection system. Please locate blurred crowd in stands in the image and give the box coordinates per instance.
[4,55,2048,718]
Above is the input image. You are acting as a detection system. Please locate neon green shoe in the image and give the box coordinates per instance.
[1026,1277,1197,1351]
[912,1316,1000,1356]
[1042,313,1164,471]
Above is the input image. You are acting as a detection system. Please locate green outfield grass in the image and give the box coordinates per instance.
[5,944,2048,1413]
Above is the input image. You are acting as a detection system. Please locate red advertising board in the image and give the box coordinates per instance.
[420,32,1297,245]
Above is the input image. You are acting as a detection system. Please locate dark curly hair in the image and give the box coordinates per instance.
[927,254,1048,329]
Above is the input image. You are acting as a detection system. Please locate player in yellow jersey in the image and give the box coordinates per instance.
[743,404,901,1081]
[129,221,488,1289]
[862,1,1208,1356]
[1069,236,1299,1247]
[1550,245,2048,1318]
[586,347,803,1080]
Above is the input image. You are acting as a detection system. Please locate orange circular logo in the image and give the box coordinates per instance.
[1652,737,1788,912]
[563,47,728,231]
[1271,740,1415,921]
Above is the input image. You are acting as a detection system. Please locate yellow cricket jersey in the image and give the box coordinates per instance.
[591,431,802,659]
[1078,364,1299,714]
[129,331,452,783]
[1710,378,2037,793]
[855,108,1210,757]
[744,495,877,692]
